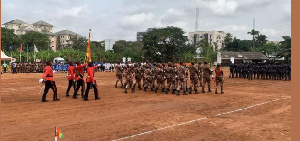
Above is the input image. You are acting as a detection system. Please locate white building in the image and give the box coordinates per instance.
[189,31,227,51]
[55,30,79,50]
[105,39,115,51]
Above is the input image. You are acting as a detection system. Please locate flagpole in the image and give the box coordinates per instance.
[34,44,36,62]
[55,126,57,141]
[27,44,28,62]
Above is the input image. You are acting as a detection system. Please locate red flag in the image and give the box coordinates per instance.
[56,127,60,137]
[20,44,23,52]
[214,67,222,83]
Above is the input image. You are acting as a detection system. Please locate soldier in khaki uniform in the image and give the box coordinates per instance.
[143,64,152,91]
[115,60,124,88]
[124,63,135,93]
[188,62,199,94]
[154,63,165,93]
[165,62,176,94]
[176,62,188,95]
[202,62,213,93]
[198,62,203,87]
[133,63,142,90]
[214,63,224,94]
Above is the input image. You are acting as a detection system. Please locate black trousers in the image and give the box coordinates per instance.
[66,80,76,95]
[42,81,58,100]
[73,79,85,97]
[12,67,17,74]
[84,82,99,100]
[4,67,6,73]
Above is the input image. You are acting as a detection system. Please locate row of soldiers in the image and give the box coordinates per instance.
[115,60,224,95]
[229,62,291,81]
[9,62,46,73]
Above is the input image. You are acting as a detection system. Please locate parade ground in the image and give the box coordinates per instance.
[1,68,291,141]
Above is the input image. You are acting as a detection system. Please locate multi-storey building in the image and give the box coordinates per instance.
[136,28,155,41]
[55,30,79,49]
[189,31,227,51]
[3,19,29,34]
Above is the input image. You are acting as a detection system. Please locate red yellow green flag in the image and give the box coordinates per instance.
[56,127,65,139]
[85,29,92,63]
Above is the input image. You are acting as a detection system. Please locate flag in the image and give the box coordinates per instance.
[56,127,65,139]
[27,44,30,52]
[34,44,38,52]
[9,45,12,51]
[20,44,23,52]
[85,29,92,63]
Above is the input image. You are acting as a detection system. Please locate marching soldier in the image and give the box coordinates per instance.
[124,62,135,93]
[39,61,60,102]
[202,62,212,93]
[165,62,176,94]
[188,62,199,94]
[154,63,165,93]
[115,60,124,88]
[214,63,224,94]
[176,62,188,95]
[198,62,203,87]
[83,62,100,101]
[65,62,76,97]
[143,64,152,91]
[133,63,142,90]
[72,61,87,98]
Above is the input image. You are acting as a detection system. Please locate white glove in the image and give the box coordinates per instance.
[39,78,44,83]
[211,75,214,79]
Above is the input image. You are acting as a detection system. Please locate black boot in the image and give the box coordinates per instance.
[138,85,141,90]
[144,87,147,91]
[131,87,135,93]
[124,88,128,94]
[183,91,188,95]
[208,88,212,93]
[176,90,180,96]
[165,88,169,94]
[221,86,224,94]
[154,88,157,93]
[194,89,199,94]
[161,88,166,92]
[215,88,218,94]
[115,83,117,88]
[202,87,205,93]
[172,89,176,94]
[188,87,192,94]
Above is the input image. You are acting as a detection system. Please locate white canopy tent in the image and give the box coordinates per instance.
[1,50,14,61]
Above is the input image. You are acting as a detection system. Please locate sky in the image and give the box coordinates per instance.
[1,0,291,41]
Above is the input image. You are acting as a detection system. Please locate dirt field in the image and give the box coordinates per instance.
[1,68,291,141]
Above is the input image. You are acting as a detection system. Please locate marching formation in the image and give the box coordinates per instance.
[115,60,225,95]
[39,61,100,102]
[229,62,291,81]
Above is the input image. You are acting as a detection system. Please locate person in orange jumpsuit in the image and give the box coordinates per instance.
[40,61,60,102]
[83,62,100,101]
[72,61,87,98]
[65,62,76,97]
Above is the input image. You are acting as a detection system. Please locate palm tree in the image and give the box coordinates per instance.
[247,29,260,51]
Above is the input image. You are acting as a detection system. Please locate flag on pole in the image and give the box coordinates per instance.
[9,45,12,51]
[55,127,65,139]
[27,44,30,52]
[34,44,39,52]
[20,44,23,52]
[84,29,92,63]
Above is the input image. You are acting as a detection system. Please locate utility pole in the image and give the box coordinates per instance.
[252,17,255,51]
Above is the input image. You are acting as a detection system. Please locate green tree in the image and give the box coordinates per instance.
[21,31,51,51]
[277,36,291,61]
[223,33,233,48]
[68,36,88,51]
[143,26,188,62]
[1,27,22,51]
[247,29,260,50]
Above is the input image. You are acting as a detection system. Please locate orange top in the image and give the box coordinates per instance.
[86,66,97,83]
[75,64,87,80]
[42,66,54,81]
[67,66,75,80]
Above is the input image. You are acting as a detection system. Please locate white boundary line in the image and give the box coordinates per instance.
[111,95,291,141]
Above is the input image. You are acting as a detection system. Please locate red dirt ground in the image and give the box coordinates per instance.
[1,68,291,141]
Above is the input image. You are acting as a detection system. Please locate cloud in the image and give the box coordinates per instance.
[160,8,187,24]
[120,13,154,31]
[216,25,249,32]
[191,0,238,16]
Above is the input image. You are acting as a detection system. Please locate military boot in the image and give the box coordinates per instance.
[165,88,169,94]
[124,88,128,94]
[176,90,180,96]
[138,85,142,90]
[131,87,135,93]
[188,87,192,94]
[154,88,157,93]
[144,87,147,91]
[172,89,176,94]
[194,89,199,94]
[161,88,166,92]
[202,87,205,93]
[215,88,218,94]
[208,88,212,93]
[115,83,117,88]
[183,91,188,95]
[221,86,224,94]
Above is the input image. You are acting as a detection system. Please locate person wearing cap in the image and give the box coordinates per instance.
[214,63,224,94]
[73,61,87,98]
[65,62,76,97]
[83,62,100,101]
[202,62,213,93]
[115,60,124,88]
[39,61,60,102]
